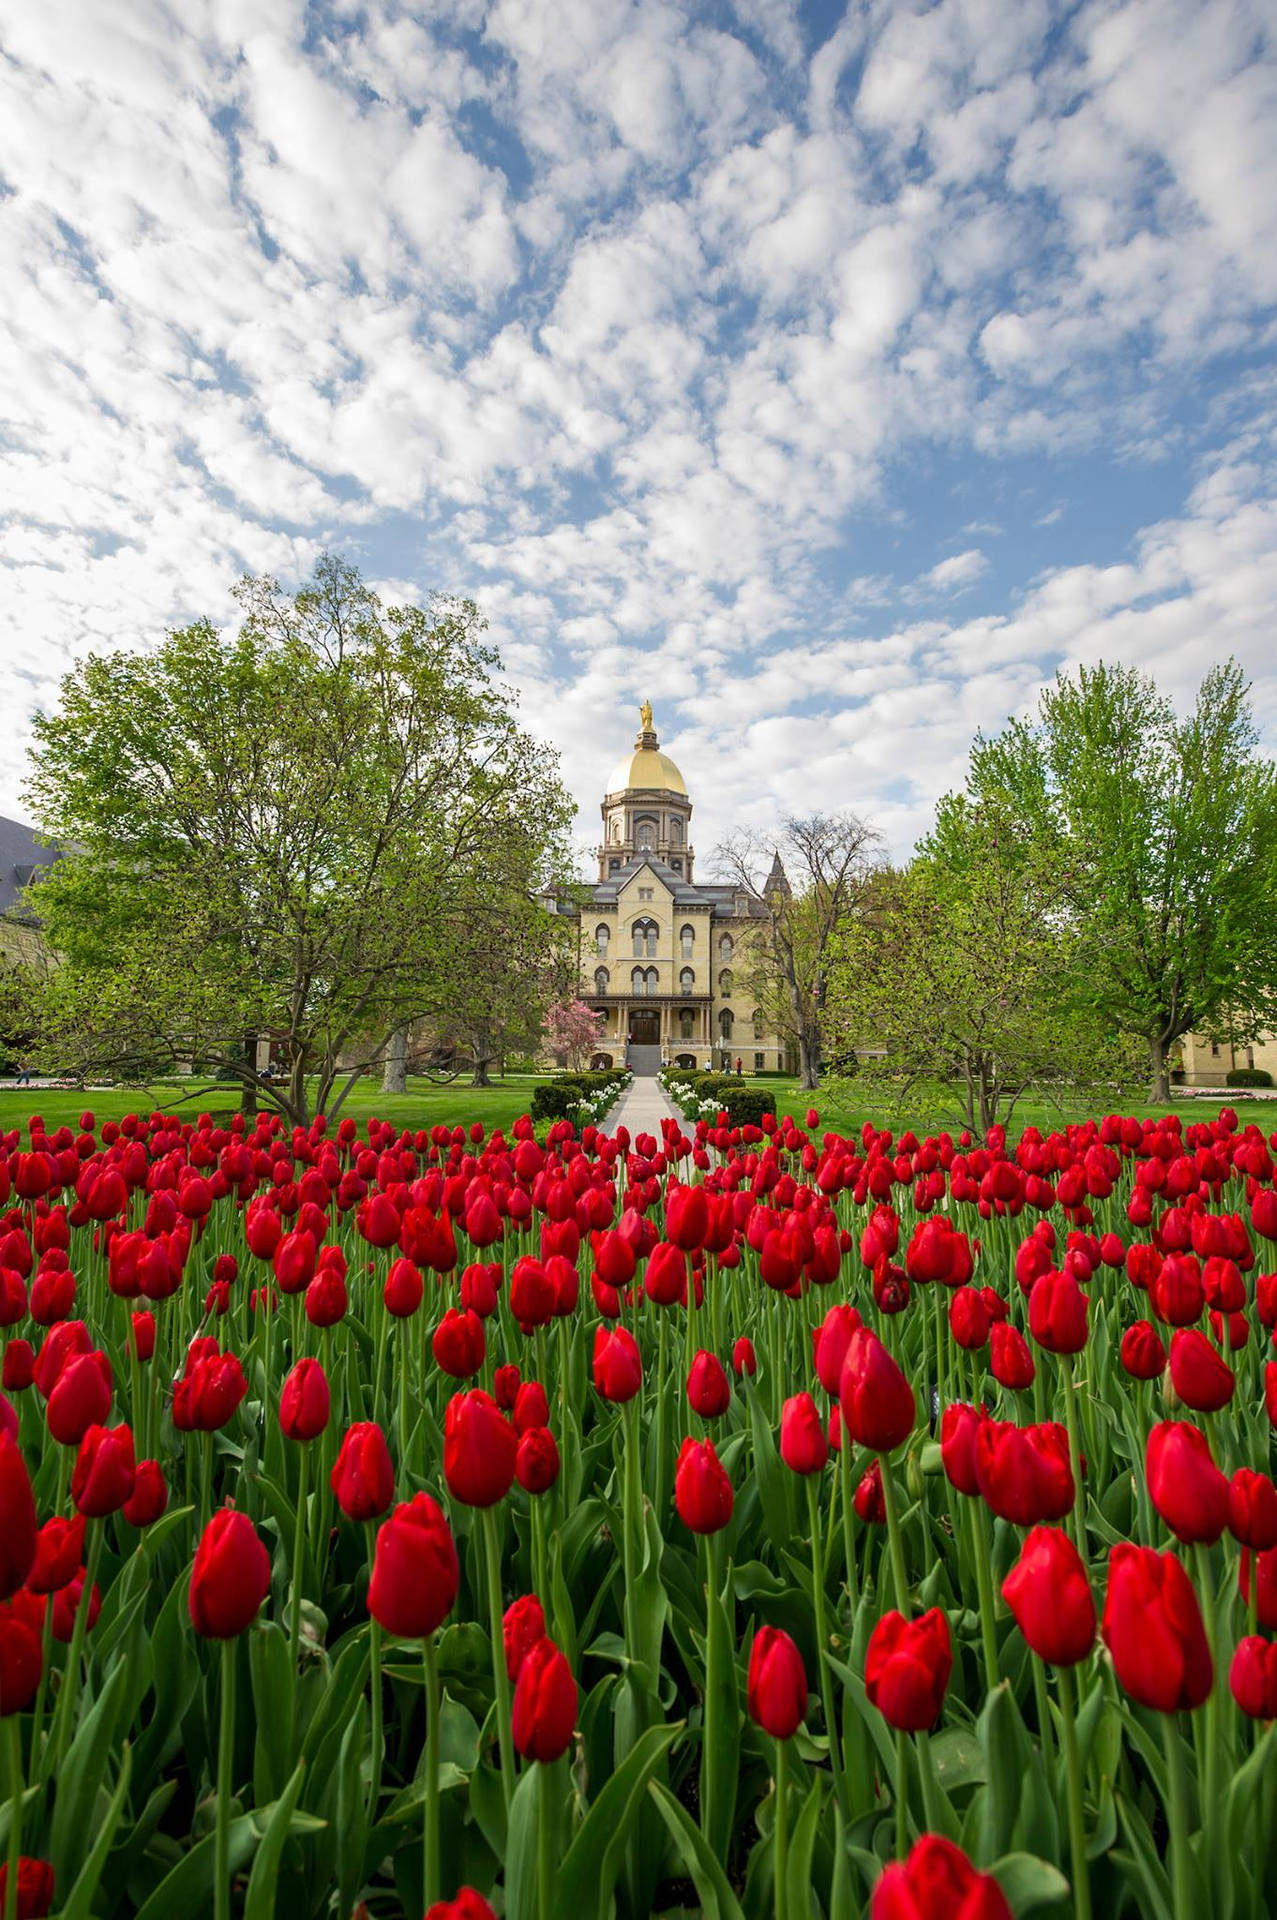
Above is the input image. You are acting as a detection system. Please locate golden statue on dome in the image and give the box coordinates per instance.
[639,698,653,731]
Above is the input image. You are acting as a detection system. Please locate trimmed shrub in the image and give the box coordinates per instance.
[1225,1066,1273,1088]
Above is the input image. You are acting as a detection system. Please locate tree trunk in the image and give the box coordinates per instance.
[471,1055,492,1088]
[798,1025,819,1091]
[239,1031,258,1116]
[1149,1034,1171,1105]
[382,1026,408,1096]
[288,1052,309,1126]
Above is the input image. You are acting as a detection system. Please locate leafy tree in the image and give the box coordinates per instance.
[717,813,881,1090]
[968,660,1277,1101]
[24,555,576,1123]
[544,999,605,1071]
[827,796,1142,1133]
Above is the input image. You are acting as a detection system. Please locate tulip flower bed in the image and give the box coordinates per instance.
[1,1101,1276,1920]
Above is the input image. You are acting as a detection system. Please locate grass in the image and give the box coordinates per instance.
[1,1070,1269,1145]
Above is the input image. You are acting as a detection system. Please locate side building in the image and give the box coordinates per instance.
[564,706,796,1076]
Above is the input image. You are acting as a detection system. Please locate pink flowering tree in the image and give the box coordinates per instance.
[545,999,605,1071]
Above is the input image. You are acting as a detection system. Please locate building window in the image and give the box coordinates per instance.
[670,818,682,845]
[1247,1048,1255,1068]
[645,967,659,994]
[680,924,694,959]
[611,818,621,842]
[631,918,658,957]
[670,858,682,873]
[638,887,653,900]
[594,968,609,995]
[608,858,620,874]
[718,969,733,996]
[631,967,646,996]
[679,1009,695,1039]
[636,819,656,850]
[719,1009,734,1040]
[679,967,694,993]
[754,1052,764,1071]
[718,933,734,963]
[595,924,610,959]
[1211,1041,1220,1057]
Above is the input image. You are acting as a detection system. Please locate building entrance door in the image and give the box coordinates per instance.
[628,1009,661,1045]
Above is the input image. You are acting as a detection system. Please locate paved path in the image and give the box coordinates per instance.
[599,1074,681,1137]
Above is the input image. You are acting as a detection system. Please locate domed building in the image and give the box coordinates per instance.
[571,704,795,1077]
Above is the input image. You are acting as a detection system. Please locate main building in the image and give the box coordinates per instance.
[568,705,795,1076]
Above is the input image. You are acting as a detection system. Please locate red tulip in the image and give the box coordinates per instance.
[368,1493,459,1639]
[0,1856,55,1919]
[511,1636,577,1761]
[503,1593,546,1681]
[72,1421,135,1516]
[732,1336,757,1377]
[665,1183,709,1252]
[0,1434,37,1600]
[974,1420,1074,1526]
[515,1426,560,1494]
[27,1513,85,1593]
[384,1257,424,1319]
[780,1392,828,1474]
[1146,1420,1230,1545]
[813,1304,862,1395]
[865,1608,952,1731]
[949,1286,989,1351]
[50,1572,101,1644]
[123,1459,168,1528]
[747,1625,808,1739]
[279,1358,330,1443]
[0,1589,44,1714]
[989,1321,1035,1391]
[839,1327,915,1453]
[674,1436,733,1534]
[854,1460,886,1524]
[433,1308,486,1379]
[687,1350,730,1419]
[1168,1328,1234,1412]
[940,1403,986,1498]
[1238,1544,1277,1629]
[189,1508,271,1638]
[443,1391,517,1508]
[331,1422,396,1522]
[1230,1635,1277,1718]
[1228,1468,1277,1551]
[1119,1320,1167,1380]
[425,1891,496,1920]
[1001,1525,1095,1665]
[46,1350,112,1445]
[871,1835,1012,1920]
[644,1241,686,1306]
[1102,1542,1213,1710]
[593,1326,642,1403]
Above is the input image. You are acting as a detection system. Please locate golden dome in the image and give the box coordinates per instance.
[605,745,688,797]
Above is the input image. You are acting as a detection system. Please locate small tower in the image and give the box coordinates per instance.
[763,849,791,906]
[598,703,695,882]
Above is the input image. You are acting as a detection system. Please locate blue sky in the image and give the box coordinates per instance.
[1,0,1275,870]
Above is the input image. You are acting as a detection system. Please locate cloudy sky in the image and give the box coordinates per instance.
[2,0,1275,871]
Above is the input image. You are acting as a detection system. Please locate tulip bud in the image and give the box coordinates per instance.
[779,1393,828,1474]
[686,1351,730,1420]
[839,1327,915,1454]
[0,1855,56,1919]
[515,1426,560,1495]
[865,1608,952,1731]
[331,1422,395,1523]
[0,1434,37,1601]
[443,1391,517,1508]
[871,1836,1012,1920]
[123,1459,168,1528]
[592,1326,642,1403]
[189,1508,271,1638]
[511,1636,577,1762]
[368,1493,459,1639]
[1230,1635,1277,1718]
[279,1358,330,1443]
[1001,1524,1096,1666]
[503,1594,546,1681]
[72,1421,135,1516]
[747,1625,808,1739]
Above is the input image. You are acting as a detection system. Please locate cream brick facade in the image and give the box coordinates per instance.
[1178,1029,1277,1087]
[566,710,795,1075]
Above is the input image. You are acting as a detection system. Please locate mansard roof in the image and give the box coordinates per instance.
[583,856,767,917]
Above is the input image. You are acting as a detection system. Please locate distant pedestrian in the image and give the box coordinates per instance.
[735,1056,742,1077]
[14,1055,32,1086]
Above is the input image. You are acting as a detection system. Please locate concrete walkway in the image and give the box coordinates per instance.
[599,1073,681,1137]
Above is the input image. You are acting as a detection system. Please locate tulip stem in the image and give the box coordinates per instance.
[4,1715,21,1920]
[1056,1662,1091,1920]
[423,1634,440,1911]
[48,1515,103,1779]
[1192,1542,1223,1916]
[364,1524,384,1816]
[893,1727,909,1862]
[878,1453,910,1616]
[806,1476,848,1817]
[1059,1359,1088,1577]
[215,1636,235,1920]
[970,1498,999,1693]
[774,1735,789,1920]
[288,1441,309,1680]
[481,1505,517,1812]
[838,1436,857,1617]
[538,1758,553,1920]
[1161,1712,1191,1920]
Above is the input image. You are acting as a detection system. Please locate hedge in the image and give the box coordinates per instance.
[1225,1066,1273,1088]
[664,1070,776,1129]
[529,1070,628,1122]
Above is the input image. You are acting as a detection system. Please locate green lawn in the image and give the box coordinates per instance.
[765,1075,1277,1140]
[0,1073,549,1136]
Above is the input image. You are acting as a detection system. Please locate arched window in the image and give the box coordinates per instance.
[719,1009,734,1040]
[679,1008,695,1039]
[679,967,694,994]
[670,817,682,845]
[594,967,609,995]
[636,818,656,850]
[752,1009,764,1040]
[680,924,694,960]
[611,818,621,842]
[718,933,734,964]
[646,967,659,994]
[719,970,733,996]
[631,967,646,996]
[632,918,657,958]
[595,925,609,958]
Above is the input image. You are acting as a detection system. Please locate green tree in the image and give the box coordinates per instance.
[827,797,1141,1134]
[717,813,881,1090]
[968,659,1277,1101]
[24,555,576,1123]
